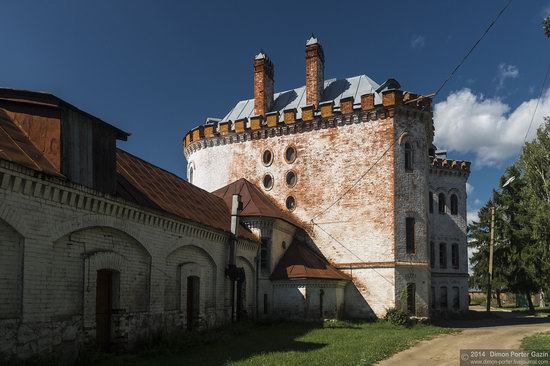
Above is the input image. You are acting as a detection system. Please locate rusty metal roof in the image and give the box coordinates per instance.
[0,88,129,140]
[270,237,350,281]
[116,149,257,241]
[0,113,62,177]
[213,178,302,227]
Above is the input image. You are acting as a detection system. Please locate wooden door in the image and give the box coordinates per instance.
[187,276,200,329]
[96,270,113,350]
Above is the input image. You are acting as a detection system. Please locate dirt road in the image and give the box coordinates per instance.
[377,308,550,365]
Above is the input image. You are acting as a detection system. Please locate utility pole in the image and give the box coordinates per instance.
[486,206,495,312]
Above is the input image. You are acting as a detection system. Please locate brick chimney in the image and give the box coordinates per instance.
[305,35,325,107]
[253,51,274,116]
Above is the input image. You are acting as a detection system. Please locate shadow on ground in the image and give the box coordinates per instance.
[433,306,550,329]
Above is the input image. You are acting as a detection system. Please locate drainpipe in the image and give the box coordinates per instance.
[226,194,242,323]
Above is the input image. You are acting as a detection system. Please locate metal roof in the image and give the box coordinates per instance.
[0,114,62,177]
[270,237,351,281]
[223,74,382,122]
[213,178,303,228]
[116,149,258,241]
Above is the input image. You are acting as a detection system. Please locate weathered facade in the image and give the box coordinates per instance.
[0,89,260,361]
[184,37,471,318]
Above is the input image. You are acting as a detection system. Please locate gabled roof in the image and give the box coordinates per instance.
[0,88,129,140]
[116,149,257,241]
[270,237,350,281]
[212,178,301,227]
[223,75,381,122]
[0,113,62,177]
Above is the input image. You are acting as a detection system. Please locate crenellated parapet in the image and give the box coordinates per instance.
[429,157,471,176]
[183,90,433,159]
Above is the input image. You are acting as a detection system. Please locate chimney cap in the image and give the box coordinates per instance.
[306,34,319,46]
[255,49,268,60]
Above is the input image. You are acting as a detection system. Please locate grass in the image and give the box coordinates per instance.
[91,320,455,366]
[521,332,550,361]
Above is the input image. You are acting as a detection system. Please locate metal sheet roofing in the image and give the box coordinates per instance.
[212,178,303,228]
[116,149,258,241]
[270,237,351,281]
[0,113,62,177]
[223,75,381,122]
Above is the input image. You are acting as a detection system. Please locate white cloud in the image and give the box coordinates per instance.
[474,198,482,206]
[433,88,550,166]
[466,182,474,194]
[495,63,519,91]
[467,209,480,225]
[411,35,425,49]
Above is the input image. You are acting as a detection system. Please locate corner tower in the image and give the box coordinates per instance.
[183,39,468,318]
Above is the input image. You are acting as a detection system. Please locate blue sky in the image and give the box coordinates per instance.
[1,0,549,221]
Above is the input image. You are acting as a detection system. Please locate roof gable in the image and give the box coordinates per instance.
[270,238,350,281]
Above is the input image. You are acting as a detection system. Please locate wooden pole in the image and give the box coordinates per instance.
[486,205,495,312]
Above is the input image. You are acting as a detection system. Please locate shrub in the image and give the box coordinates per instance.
[384,308,410,327]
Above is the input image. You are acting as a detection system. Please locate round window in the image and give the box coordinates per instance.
[285,196,296,211]
[285,146,297,163]
[262,174,274,190]
[262,149,273,166]
[285,170,297,187]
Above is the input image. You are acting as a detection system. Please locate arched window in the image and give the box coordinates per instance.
[404,142,413,171]
[438,193,446,214]
[450,194,458,215]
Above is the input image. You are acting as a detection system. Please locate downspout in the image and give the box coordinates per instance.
[226,194,242,323]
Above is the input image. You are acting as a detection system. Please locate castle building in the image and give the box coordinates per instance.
[184,37,471,319]
[0,36,470,362]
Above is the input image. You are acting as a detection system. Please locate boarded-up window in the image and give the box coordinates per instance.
[405,142,413,171]
[439,243,447,268]
[452,243,459,269]
[406,218,415,254]
[452,287,460,310]
[450,194,458,215]
[440,286,448,308]
[407,283,416,314]
[438,193,446,214]
[430,241,435,268]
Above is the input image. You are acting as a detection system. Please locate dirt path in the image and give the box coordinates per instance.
[377,307,550,366]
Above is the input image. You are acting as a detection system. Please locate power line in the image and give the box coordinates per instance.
[312,222,395,286]
[434,0,513,97]
[523,60,550,145]
[310,132,403,222]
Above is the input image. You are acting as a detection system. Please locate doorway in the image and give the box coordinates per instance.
[96,270,114,350]
[187,276,200,329]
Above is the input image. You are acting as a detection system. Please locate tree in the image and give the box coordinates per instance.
[545,16,550,38]
[518,118,550,298]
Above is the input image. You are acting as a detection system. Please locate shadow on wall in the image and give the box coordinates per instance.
[344,283,377,319]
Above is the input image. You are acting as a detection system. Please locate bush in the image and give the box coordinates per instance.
[384,308,410,327]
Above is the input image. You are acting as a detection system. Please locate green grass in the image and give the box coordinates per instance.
[521,332,550,361]
[522,332,550,350]
[92,321,455,366]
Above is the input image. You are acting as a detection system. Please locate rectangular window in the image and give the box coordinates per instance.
[452,287,460,310]
[451,244,459,269]
[440,286,448,308]
[430,242,435,268]
[260,238,269,271]
[431,286,436,309]
[406,218,415,254]
[263,294,268,314]
[407,283,416,314]
[439,243,447,269]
